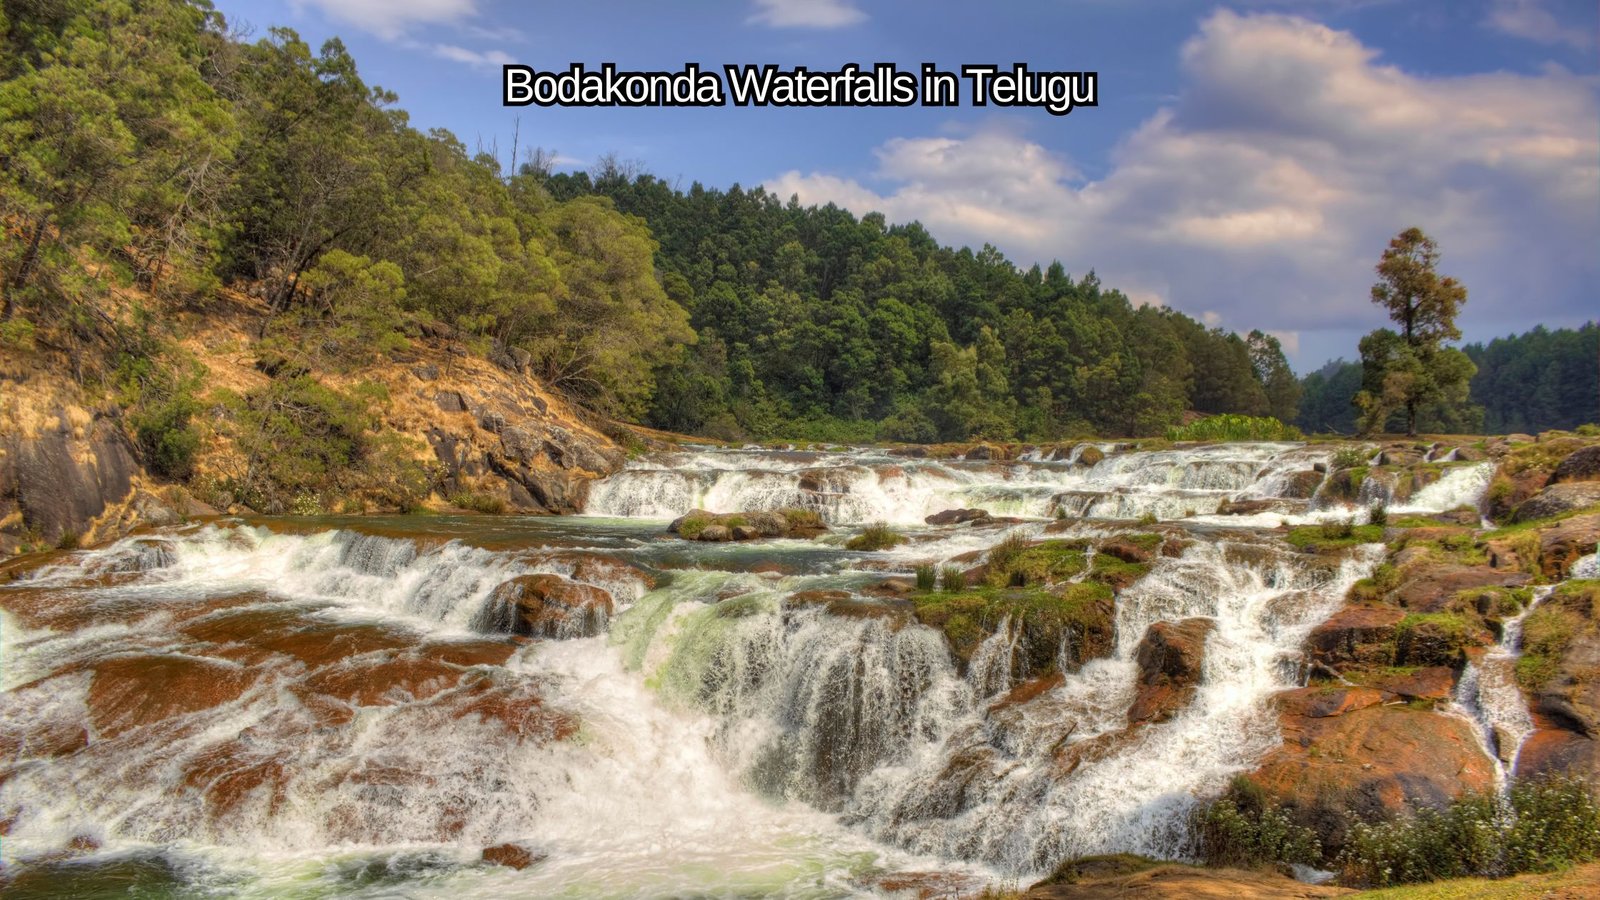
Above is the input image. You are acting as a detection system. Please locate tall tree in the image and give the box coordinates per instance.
[1355,227,1478,435]
[1247,330,1302,423]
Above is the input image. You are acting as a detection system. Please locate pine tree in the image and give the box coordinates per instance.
[1355,228,1479,435]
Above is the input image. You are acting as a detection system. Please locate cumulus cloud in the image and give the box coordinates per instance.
[1486,0,1592,48]
[748,0,866,29]
[765,10,1599,363]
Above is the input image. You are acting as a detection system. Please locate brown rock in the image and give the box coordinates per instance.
[486,574,613,638]
[1365,666,1455,701]
[1552,445,1600,484]
[86,654,255,738]
[1392,563,1530,613]
[1128,618,1214,724]
[925,508,991,526]
[1248,692,1496,853]
[1276,686,1385,718]
[1538,513,1600,580]
[1306,606,1405,669]
[1100,537,1155,565]
[1516,728,1600,784]
[482,842,544,869]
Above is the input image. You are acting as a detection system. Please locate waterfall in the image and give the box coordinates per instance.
[845,540,1380,872]
[0,439,1504,894]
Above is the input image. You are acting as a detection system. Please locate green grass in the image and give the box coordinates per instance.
[912,581,1113,666]
[939,564,966,592]
[1286,523,1385,551]
[914,563,938,592]
[1165,414,1302,442]
[781,508,824,530]
[845,522,903,551]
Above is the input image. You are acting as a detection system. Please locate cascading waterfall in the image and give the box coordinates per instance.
[0,439,1504,894]
[845,540,1381,872]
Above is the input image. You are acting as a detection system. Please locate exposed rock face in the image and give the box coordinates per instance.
[1516,482,1600,522]
[1552,445,1600,484]
[1246,686,1496,853]
[485,574,613,639]
[0,413,141,547]
[409,356,623,515]
[1128,617,1214,724]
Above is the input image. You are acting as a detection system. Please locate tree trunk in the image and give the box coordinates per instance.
[1406,399,1417,437]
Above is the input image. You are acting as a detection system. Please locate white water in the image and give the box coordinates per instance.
[1451,587,1552,786]
[584,444,1341,525]
[1,440,1503,892]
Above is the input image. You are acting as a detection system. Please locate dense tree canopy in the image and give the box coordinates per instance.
[543,171,1296,440]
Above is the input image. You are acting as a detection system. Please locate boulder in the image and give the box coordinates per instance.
[698,524,731,543]
[1099,537,1156,565]
[1246,688,1496,853]
[481,842,544,869]
[1077,446,1105,467]
[1517,728,1600,785]
[1552,445,1600,484]
[1516,482,1600,522]
[1392,563,1530,613]
[486,574,613,639]
[1279,470,1326,500]
[1379,447,1424,467]
[1128,618,1214,724]
[1305,605,1405,670]
[925,508,991,526]
[964,444,998,460]
[1538,513,1600,580]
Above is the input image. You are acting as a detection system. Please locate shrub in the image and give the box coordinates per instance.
[1137,512,1158,526]
[940,565,967,592]
[846,522,902,551]
[984,531,1032,580]
[1332,447,1370,470]
[1503,776,1600,872]
[914,563,938,592]
[1165,415,1303,442]
[451,491,508,515]
[55,530,81,551]
[1338,777,1600,887]
[1368,502,1388,527]
[1339,793,1503,886]
[1193,777,1322,869]
[1321,517,1356,540]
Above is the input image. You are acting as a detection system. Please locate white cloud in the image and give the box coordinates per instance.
[432,44,514,67]
[291,0,477,41]
[1486,0,1592,49]
[765,10,1600,363]
[748,0,866,29]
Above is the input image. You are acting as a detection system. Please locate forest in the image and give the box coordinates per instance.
[2,0,1594,457]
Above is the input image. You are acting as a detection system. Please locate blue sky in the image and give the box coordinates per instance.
[213,0,1598,370]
